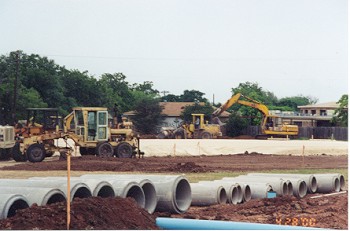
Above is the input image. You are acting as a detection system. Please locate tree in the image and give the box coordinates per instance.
[225,112,249,137]
[160,94,181,102]
[98,73,134,112]
[231,82,277,125]
[277,95,318,111]
[180,90,208,102]
[131,81,159,96]
[181,102,214,123]
[19,53,66,110]
[332,94,348,127]
[132,97,164,134]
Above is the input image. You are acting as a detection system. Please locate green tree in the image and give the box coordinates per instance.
[225,112,249,137]
[98,73,134,112]
[132,97,164,134]
[332,94,348,126]
[131,81,159,96]
[59,69,106,110]
[180,90,208,102]
[231,82,277,125]
[277,95,318,111]
[181,102,214,123]
[160,94,180,102]
[19,53,66,109]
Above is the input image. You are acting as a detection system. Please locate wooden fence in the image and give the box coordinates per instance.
[243,126,348,141]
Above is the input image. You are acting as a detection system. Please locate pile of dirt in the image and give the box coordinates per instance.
[163,193,348,230]
[1,154,347,173]
[167,161,208,173]
[0,197,159,230]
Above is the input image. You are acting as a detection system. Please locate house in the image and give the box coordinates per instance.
[123,102,230,129]
[274,102,340,127]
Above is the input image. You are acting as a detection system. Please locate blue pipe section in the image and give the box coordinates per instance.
[156,218,324,230]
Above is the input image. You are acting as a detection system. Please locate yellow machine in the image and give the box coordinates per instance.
[173,113,222,139]
[2,107,142,163]
[212,93,299,138]
[64,107,141,158]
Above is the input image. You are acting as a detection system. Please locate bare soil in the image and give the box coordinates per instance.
[0,153,347,230]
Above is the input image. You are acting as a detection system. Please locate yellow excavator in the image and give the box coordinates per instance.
[212,93,299,138]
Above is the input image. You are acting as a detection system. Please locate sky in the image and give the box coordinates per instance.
[0,0,348,104]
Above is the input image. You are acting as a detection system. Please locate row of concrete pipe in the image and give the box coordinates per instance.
[0,173,345,220]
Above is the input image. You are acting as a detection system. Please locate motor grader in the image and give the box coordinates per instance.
[0,107,142,163]
[64,107,141,158]
[159,113,222,139]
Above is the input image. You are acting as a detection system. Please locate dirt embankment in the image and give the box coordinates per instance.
[0,154,347,230]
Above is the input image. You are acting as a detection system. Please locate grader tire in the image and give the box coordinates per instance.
[115,142,133,158]
[0,148,11,160]
[11,143,27,162]
[26,143,46,163]
[96,142,114,157]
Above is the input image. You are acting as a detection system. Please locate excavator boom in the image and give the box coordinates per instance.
[212,93,298,137]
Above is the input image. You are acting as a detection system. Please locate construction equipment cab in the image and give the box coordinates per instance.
[212,93,299,138]
[64,107,141,158]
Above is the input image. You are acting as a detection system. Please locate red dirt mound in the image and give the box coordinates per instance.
[0,197,159,230]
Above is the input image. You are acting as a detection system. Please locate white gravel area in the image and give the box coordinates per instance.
[55,138,348,157]
[138,139,348,157]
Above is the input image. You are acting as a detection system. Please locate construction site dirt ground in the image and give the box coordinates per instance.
[0,150,348,230]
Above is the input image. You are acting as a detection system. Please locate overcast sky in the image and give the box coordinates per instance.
[0,0,347,104]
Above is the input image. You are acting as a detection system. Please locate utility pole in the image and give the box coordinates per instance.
[12,50,20,123]
[160,90,169,97]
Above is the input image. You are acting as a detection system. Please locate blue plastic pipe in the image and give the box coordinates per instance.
[156,218,324,230]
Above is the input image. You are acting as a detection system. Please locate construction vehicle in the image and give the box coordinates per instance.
[63,107,141,158]
[158,113,222,139]
[9,108,67,162]
[0,125,15,160]
[0,107,142,163]
[212,93,299,138]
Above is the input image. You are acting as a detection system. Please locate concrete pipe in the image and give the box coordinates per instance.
[81,174,192,214]
[241,184,252,202]
[106,180,145,209]
[80,175,157,214]
[30,177,115,198]
[228,181,273,199]
[247,173,317,193]
[223,176,288,196]
[212,180,243,204]
[314,174,345,191]
[285,180,294,196]
[313,175,340,193]
[288,179,307,198]
[139,179,158,214]
[0,187,65,206]
[0,194,29,219]
[197,181,240,204]
[0,179,92,201]
[189,183,227,206]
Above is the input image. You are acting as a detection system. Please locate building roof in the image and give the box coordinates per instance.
[298,102,339,109]
[123,102,231,117]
